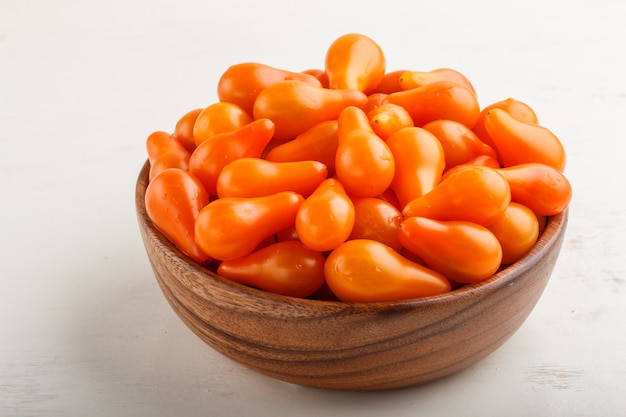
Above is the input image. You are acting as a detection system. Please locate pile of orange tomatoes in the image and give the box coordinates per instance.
[143,33,572,302]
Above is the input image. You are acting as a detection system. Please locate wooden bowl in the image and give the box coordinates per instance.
[135,160,568,391]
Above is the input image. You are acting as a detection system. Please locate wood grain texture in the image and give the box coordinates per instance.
[135,160,568,391]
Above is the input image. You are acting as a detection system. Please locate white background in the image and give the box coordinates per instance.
[1,0,625,416]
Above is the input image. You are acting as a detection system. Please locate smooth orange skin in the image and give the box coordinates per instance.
[146,131,191,181]
[189,118,275,196]
[398,217,503,284]
[463,154,502,169]
[422,119,498,171]
[399,68,476,95]
[265,120,339,175]
[325,33,386,93]
[386,127,445,208]
[440,154,502,182]
[301,68,329,88]
[217,240,326,298]
[348,197,403,251]
[217,62,322,116]
[473,98,539,151]
[173,108,202,152]
[370,70,408,94]
[193,102,252,146]
[335,106,395,198]
[497,163,572,216]
[194,191,304,261]
[324,239,451,302]
[383,80,480,129]
[367,103,414,140]
[216,157,328,198]
[402,165,511,227]
[145,168,210,264]
[253,80,367,140]
[487,202,539,265]
[295,178,355,252]
[484,108,566,171]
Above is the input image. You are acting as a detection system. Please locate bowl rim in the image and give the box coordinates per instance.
[136,159,568,312]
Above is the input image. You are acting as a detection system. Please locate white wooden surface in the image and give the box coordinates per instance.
[1,0,625,416]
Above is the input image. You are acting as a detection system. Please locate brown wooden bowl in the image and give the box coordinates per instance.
[135,160,568,391]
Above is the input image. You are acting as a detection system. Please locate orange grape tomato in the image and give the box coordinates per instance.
[496,163,572,216]
[145,131,191,181]
[422,119,498,171]
[145,168,210,264]
[217,62,322,115]
[385,126,445,208]
[324,239,451,302]
[173,108,202,152]
[484,108,566,171]
[398,216,503,284]
[188,118,275,196]
[487,202,539,265]
[335,106,395,198]
[370,70,408,94]
[264,120,339,175]
[363,92,388,114]
[472,98,539,151]
[366,103,414,140]
[193,102,252,146]
[348,197,403,251]
[216,157,328,198]
[194,191,304,261]
[383,80,480,128]
[462,154,502,169]
[295,178,355,252]
[217,240,326,298]
[301,68,329,88]
[402,165,511,227]
[399,68,476,94]
[253,80,367,140]
[324,33,386,93]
